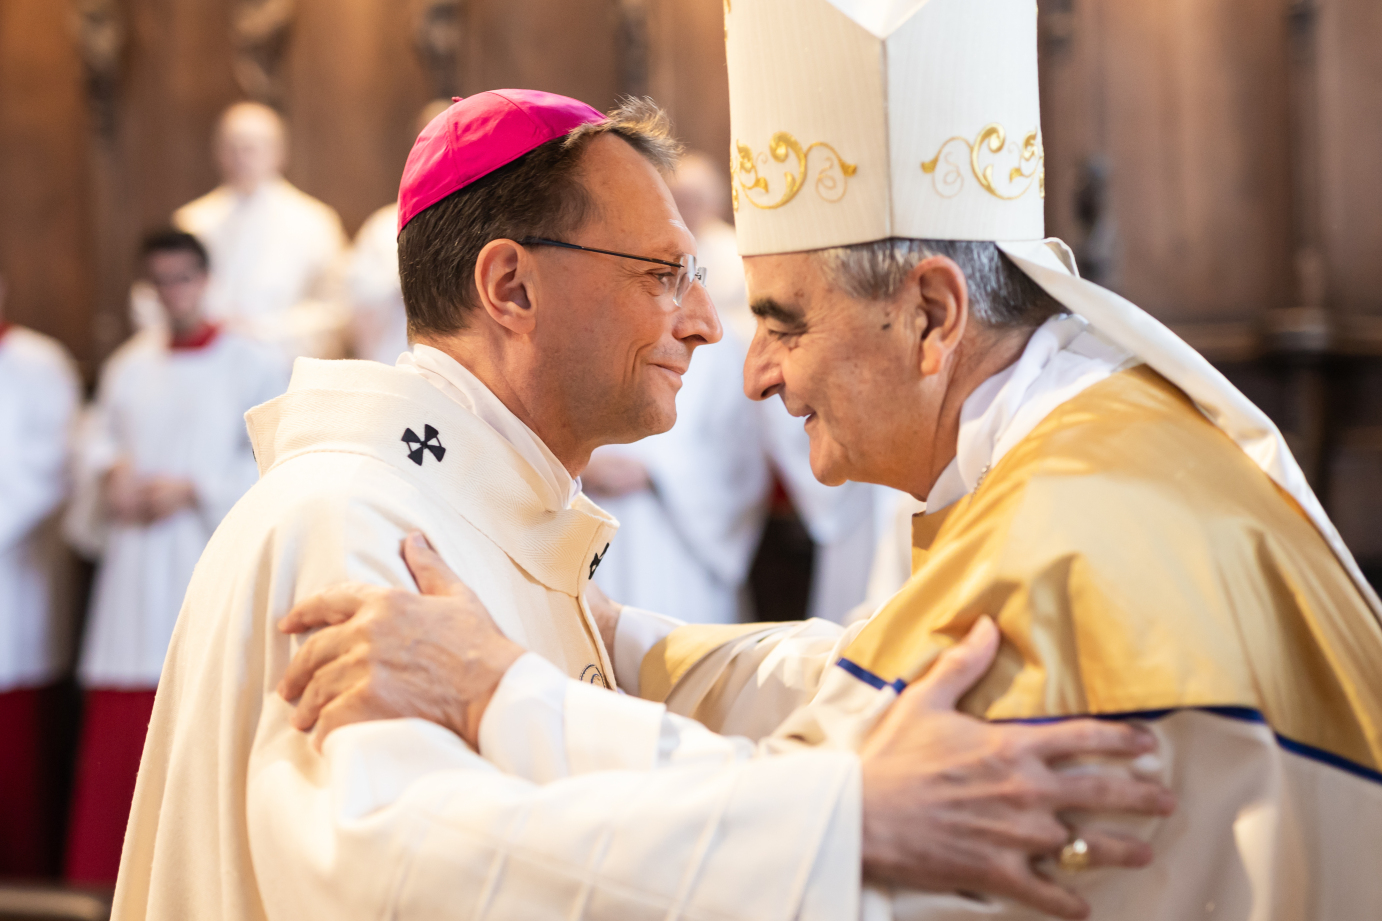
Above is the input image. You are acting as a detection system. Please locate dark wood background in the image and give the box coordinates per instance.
[1,0,1378,564]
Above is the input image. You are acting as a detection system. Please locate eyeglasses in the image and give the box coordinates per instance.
[520,237,708,307]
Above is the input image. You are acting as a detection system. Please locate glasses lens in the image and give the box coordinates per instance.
[673,256,698,307]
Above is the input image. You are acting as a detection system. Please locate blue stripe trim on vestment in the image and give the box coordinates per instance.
[831,659,1382,786]
[836,658,907,694]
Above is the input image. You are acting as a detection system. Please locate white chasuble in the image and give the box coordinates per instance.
[174,179,348,360]
[64,331,287,688]
[0,326,80,691]
[113,356,861,921]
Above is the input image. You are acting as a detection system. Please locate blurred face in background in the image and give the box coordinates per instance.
[145,250,209,332]
[215,102,286,194]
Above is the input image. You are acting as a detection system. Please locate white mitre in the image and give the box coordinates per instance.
[724,0,1382,621]
[728,0,1043,252]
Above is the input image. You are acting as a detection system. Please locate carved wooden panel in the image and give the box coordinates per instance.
[1040,0,1296,327]
[0,0,96,369]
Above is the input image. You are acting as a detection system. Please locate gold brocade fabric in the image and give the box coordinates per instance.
[843,366,1382,772]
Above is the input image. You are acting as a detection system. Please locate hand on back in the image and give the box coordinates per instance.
[278,534,1175,918]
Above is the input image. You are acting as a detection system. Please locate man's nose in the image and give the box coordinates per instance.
[677,282,722,346]
[743,327,783,402]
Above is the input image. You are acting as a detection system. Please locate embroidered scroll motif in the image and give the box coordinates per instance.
[402,425,446,465]
[732,133,857,212]
[921,124,1044,201]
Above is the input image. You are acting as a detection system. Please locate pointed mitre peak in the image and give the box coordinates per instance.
[726,0,1044,255]
[823,0,934,38]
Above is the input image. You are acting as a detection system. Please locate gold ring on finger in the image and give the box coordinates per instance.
[1058,835,1091,872]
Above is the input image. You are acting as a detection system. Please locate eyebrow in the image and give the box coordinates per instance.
[751,297,806,329]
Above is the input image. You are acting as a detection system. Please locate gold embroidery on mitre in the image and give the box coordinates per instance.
[921,124,1045,201]
[732,132,858,212]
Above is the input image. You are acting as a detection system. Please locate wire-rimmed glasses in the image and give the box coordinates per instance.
[519,237,708,307]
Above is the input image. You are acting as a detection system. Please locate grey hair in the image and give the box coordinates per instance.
[815,238,1067,329]
[565,95,682,172]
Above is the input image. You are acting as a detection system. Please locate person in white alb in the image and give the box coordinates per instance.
[112,91,1171,921]
[277,1,1382,919]
[0,273,80,877]
[170,102,348,360]
[64,230,287,883]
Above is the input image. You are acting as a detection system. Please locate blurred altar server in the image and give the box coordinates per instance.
[346,100,453,365]
[64,231,287,883]
[168,102,348,360]
[0,274,80,876]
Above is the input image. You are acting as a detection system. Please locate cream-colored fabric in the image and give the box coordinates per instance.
[114,357,863,921]
[400,344,578,510]
[727,0,1044,254]
[0,327,80,691]
[875,711,1382,921]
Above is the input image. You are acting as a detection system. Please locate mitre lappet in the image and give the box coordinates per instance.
[725,0,1381,616]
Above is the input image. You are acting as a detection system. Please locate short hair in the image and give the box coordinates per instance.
[816,239,1067,329]
[398,96,682,337]
[140,228,210,273]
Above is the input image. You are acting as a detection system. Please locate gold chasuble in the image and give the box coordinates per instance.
[844,365,1382,772]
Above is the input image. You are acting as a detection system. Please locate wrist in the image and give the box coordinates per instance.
[455,637,524,749]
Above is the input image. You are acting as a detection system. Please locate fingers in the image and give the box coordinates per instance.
[1026,718,1158,763]
[1051,770,1176,817]
[278,583,384,634]
[402,531,469,597]
[310,680,379,752]
[995,866,1090,920]
[1076,828,1154,869]
[289,650,363,731]
[909,616,1000,710]
[277,622,357,702]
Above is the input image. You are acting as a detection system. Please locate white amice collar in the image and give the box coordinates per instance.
[925,314,1138,513]
[400,344,579,510]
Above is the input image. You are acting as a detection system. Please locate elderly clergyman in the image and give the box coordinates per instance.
[270,0,1382,919]
[112,86,1170,921]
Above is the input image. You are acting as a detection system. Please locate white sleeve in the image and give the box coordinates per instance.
[249,685,862,921]
[612,605,683,696]
[0,347,78,550]
[243,498,863,921]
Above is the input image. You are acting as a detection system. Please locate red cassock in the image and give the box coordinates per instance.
[64,689,157,883]
[0,688,55,877]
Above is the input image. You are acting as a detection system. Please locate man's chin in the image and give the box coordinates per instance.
[807,440,850,487]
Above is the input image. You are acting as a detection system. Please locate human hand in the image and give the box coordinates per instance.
[584,580,622,654]
[276,531,524,751]
[104,462,151,524]
[581,450,652,497]
[859,618,1175,919]
[143,476,197,521]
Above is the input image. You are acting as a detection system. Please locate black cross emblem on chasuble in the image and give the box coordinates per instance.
[589,543,610,580]
[402,425,446,466]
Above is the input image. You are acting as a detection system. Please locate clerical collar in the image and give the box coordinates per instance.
[925,314,1137,513]
[169,321,221,351]
[399,345,580,510]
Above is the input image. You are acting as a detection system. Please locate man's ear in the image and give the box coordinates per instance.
[473,238,536,334]
[910,256,969,377]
